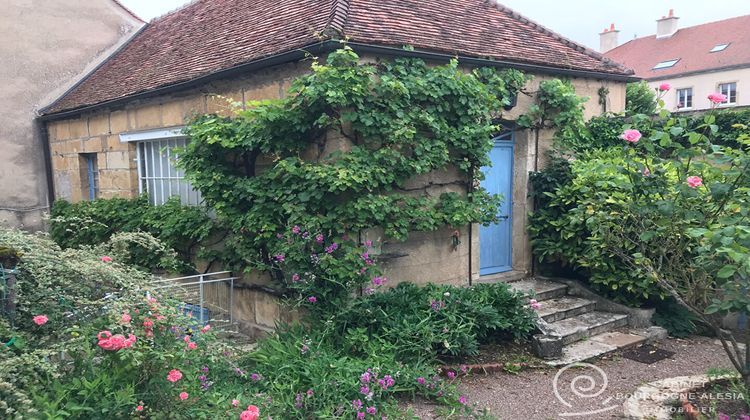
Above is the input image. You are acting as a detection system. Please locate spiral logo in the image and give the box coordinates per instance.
[553,362,618,417]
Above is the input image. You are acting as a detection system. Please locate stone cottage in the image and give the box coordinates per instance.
[0,0,143,231]
[39,0,634,332]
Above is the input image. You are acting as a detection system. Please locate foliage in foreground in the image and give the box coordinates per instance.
[1,229,526,418]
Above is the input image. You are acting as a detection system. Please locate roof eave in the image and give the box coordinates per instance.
[39,40,638,121]
[643,63,750,81]
[346,42,638,81]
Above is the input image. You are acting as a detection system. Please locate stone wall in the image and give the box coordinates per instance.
[47,61,309,202]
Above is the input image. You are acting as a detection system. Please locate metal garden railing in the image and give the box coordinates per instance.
[151,271,238,328]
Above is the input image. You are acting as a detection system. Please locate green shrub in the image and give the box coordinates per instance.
[626,81,657,116]
[333,282,536,363]
[652,299,701,338]
[50,196,218,272]
[528,149,669,306]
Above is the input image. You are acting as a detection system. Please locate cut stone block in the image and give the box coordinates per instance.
[544,311,629,346]
[537,296,596,323]
[507,278,567,301]
[545,331,647,366]
[590,331,647,348]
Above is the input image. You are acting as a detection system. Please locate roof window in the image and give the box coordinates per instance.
[710,43,730,52]
[653,59,680,70]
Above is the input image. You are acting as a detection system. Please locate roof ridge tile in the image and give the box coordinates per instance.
[324,0,351,38]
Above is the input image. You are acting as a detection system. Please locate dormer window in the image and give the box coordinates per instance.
[653,59,679,70]
[710,43,730,53]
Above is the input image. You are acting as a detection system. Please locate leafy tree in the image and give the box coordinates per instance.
[180,46,527,316]
[625,81,657,116]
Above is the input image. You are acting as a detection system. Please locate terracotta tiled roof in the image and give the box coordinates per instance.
[44,0,633,115]
[605,15,750,80]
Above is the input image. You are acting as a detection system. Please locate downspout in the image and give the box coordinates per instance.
[531,127,540,277]
[468,166,474,286]
[36,118,56,210]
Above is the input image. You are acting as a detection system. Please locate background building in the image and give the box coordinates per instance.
[602,10,750,112]
[0,0,143,230]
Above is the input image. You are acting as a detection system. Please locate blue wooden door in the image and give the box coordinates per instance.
[479,133,514,275]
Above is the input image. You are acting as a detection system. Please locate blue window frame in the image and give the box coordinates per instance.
[81,153,99,200]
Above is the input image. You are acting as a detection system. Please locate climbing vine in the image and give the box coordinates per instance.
[181,46,526,315]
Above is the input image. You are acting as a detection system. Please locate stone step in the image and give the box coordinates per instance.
[507,278,567,301]
[545,311,629,346]
[536,296,596,323]
[545,331,647,366]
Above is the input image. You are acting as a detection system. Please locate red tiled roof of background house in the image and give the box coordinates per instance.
[43,0,633,115]
[605,14,750,80]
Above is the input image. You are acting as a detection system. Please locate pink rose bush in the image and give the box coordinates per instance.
[97,331,137,351]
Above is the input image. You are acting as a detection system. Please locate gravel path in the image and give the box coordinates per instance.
[407,336,733,419]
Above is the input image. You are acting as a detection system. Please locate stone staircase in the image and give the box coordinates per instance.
[508,278,650,366]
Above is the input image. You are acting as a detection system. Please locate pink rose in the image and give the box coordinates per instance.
[143,318,153,329]
[240,406,260,420]
[121,313,131,324]
[100,256,113,263]
[183,335,191,343]
[708,93,728,104]
[187,342,197,350]
[167,369,183,383]
[123,334,137,349]
[621,129,642,143]
[529,299,542,310]
[232,399,240,408]
[179,392,189,401]
[307,296,317,303]
[135,405,144,412]
[96,331,135,351]
[658,83,671,91]
[687,176,703,188]
[201,324,211,333]
[32,315,48,326]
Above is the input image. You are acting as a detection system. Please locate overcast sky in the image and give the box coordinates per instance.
[120,0,750,50]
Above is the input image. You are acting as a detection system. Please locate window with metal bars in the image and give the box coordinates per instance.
[136,137,202,205]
